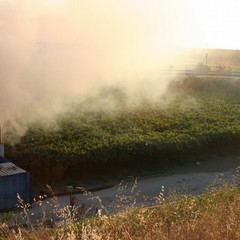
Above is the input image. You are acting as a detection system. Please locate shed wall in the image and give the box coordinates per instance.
[0,172,30,211]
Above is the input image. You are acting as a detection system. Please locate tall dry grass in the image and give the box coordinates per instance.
[77,184,240,240]
[0,182,240,239]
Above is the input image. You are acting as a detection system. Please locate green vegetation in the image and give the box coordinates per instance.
[2,75,240,238]
[8,77,240,180]
[0,212,15,224]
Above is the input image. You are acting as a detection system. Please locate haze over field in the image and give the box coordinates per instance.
[0,0,240,123]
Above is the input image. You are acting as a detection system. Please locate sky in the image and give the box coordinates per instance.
[29,0,240,50]
[0,0,240,124]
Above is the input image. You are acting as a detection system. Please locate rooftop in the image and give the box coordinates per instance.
[0,156,26,177]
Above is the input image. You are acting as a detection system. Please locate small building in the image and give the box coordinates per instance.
[0,133,30,211]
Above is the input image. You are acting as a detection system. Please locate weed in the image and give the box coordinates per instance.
[0,172,239,239]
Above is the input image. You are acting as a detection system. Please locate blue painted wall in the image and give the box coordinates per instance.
[0,173,30,211]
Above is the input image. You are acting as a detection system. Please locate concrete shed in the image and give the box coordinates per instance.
[0,156,31,211]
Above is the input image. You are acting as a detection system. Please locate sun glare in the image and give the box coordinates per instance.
[185,0,240,49]
[30,0,240,50]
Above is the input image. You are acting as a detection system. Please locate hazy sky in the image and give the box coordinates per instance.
[0,0,240,123]
[30,0,240,50]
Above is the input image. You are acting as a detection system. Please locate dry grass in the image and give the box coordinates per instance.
[80,184,240,240]
[0,183,240,240]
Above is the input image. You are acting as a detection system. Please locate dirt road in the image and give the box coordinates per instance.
[5,153,240,226]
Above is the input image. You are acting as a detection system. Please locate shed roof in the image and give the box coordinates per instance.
[0,156,8,163]
[0,156,26,177]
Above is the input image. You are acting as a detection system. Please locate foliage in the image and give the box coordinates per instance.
[0,212,15,224]
[196,62,211,72]
[12,78,240,176]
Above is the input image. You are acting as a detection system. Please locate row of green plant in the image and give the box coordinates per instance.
[7,77,240,178]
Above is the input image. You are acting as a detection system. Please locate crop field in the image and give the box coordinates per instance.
[8,76,240,181]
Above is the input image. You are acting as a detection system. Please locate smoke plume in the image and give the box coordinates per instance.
[0,0,189,128]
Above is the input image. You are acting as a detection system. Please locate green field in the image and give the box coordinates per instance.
[7,76,240,182]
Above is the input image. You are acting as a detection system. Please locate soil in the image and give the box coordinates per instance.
[31,151,240,198]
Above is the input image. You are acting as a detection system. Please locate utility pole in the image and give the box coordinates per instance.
[0,125,2,144]
[0,125,4,158]
[206,52,208,71]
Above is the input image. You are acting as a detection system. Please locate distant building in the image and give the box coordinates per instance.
[0,144,30,211]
